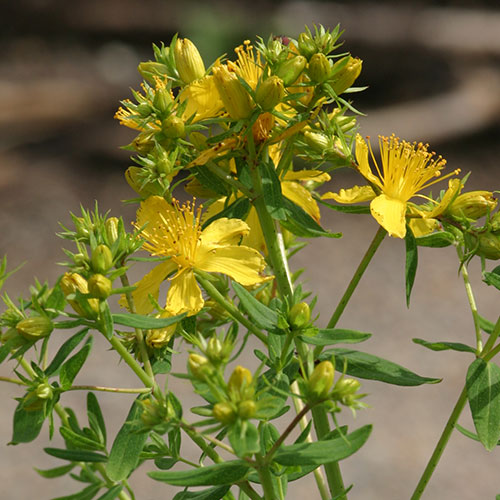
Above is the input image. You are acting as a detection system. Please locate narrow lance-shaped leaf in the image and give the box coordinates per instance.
[412,338,476,354]
[259,160,287,220]
[300,328,372,346]
[466,358,500,451]
[60,336,93,389]
[320,348,441,386]
[172,485,230,500]
[45,329,89,376]
[112,312,186,329]
[44,447,107,463]
[405,226,418,307]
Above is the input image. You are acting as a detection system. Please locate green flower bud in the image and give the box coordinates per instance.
[213,65,253,120]
[298,32,317,60]
[174,38,206,84]
[213,402,236,425]
[304,130,331,153]
[35,382,53,400]
[125,167,163,197]
[188,353,213,380]
[289,302,311,329]
[16,316,54,341]
[91,244,113,274]
[238,399,257,419]
[329,56,362,95]
[105,217,120,244]
[140,397,170,427]
[448,191,497,220]
[88,274,112,299]
[475,232,500,260]
[334,378,362,406]
[136,103,152,118]
[275,55,307,86]
[308,360,335,401]
[153,88,174,115]
[162,116,185,139]
[206,336,224,364]
[308,53,331,83]
[155,150,174,176]
[138,61,169,84]
[491,212,500,232]
[255,76,285,111]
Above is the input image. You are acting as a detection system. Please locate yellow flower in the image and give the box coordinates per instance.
[125,196,270,316]
[322,134,459,238]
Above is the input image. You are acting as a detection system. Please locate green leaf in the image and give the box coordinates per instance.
[11,402,45,444]
[232,281,280,331]
[45,329,89,376]
[466,358,500,451]
[95,485,123,500]
[60,426,103,451]
[52,484,101,500]
[202,197,250,229]
[99,302,114,340]
[274,425,372,466]
[259,160,287,220]
[320,348,441,386]
[106,397,149,481]
[44,447,107,462]
[155,457,178,470]
[412,338,476,354]
[0,336,24,365]
[318,199,370,214]
[405,227,418,307]
[479,315,495,334]
[112,312,186,330]
[87,392,107,446]
[149,460,249,486]
[228,420,260,457]
[192,166,231,196]
[172,485,230,500]
[281,197,341,238]
[35,463,76,478]
[60,337,93,389]
[455,424,483,443]
[483,269,500,291]
[415,231,456,248]
[300,328,371,346]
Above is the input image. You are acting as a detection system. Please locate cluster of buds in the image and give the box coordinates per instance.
[21,381,55,412]
[139,396,175,433]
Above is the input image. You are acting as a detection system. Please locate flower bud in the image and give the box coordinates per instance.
[213,402,236,425]
[16,316,54,341]
[491,212,500,232]
[105,217,120,244]
[475,232,500,260]
[88,274,112,299]
[162,116,185,139]
[138,61,169,84]
[275,55,307,86]
[91,245,113,274]
[136,103,153,118]
[188,353,213,380]
[145,324,176,348]
[35,382,53,400]
[298,32,317,60]
[60,272,99,318]
[140,397,170,427]
[308,53,331,83]
[289,302,311,329]
[153,88,174,115]
[255,76,285,111]
[304,130,331,153]
[334,378,361,406]
[213,65,253,120]
[125,167,161,197]
[206,337,224,363]
[307,360,335,401]
[174,38,206,84]
[238,399,257,419]
[448,191,497,220]
[329,56,362,95]
[228,365,252,396]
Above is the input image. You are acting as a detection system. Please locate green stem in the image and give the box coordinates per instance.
[256,455,279,500]
[290,381,330,500]
[0,376,26,386]
[311,405,347,500]
[238,482,263,500]
[67,385,152,394]
[480,315,500,358]
[196,273,268,345]
[458,255,482,353]
[205,161,253,199]
[17,356,37,379]
[326,226,386,330]
[409,386,468,500]
[94,463,132,500]
[181,423,222,464]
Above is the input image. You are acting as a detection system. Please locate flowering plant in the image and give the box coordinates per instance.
[2,25,500,500]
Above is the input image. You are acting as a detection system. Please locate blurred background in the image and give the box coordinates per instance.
[1,1,500,498]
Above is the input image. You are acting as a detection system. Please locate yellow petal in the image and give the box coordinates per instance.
[242,206,267,254]
[180,75,223,122]
[355,135,381,187]
[282,181,321,222]
[409,218,439,237]
[322,185,376,204]
[200,218,250,248]
[122,260,177,314]
[166,269,204,316]
[426,179,462,218]
[136,196,171,234]
[370,194,407,238]
[283,169,331,184]
[196,245,269,286]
